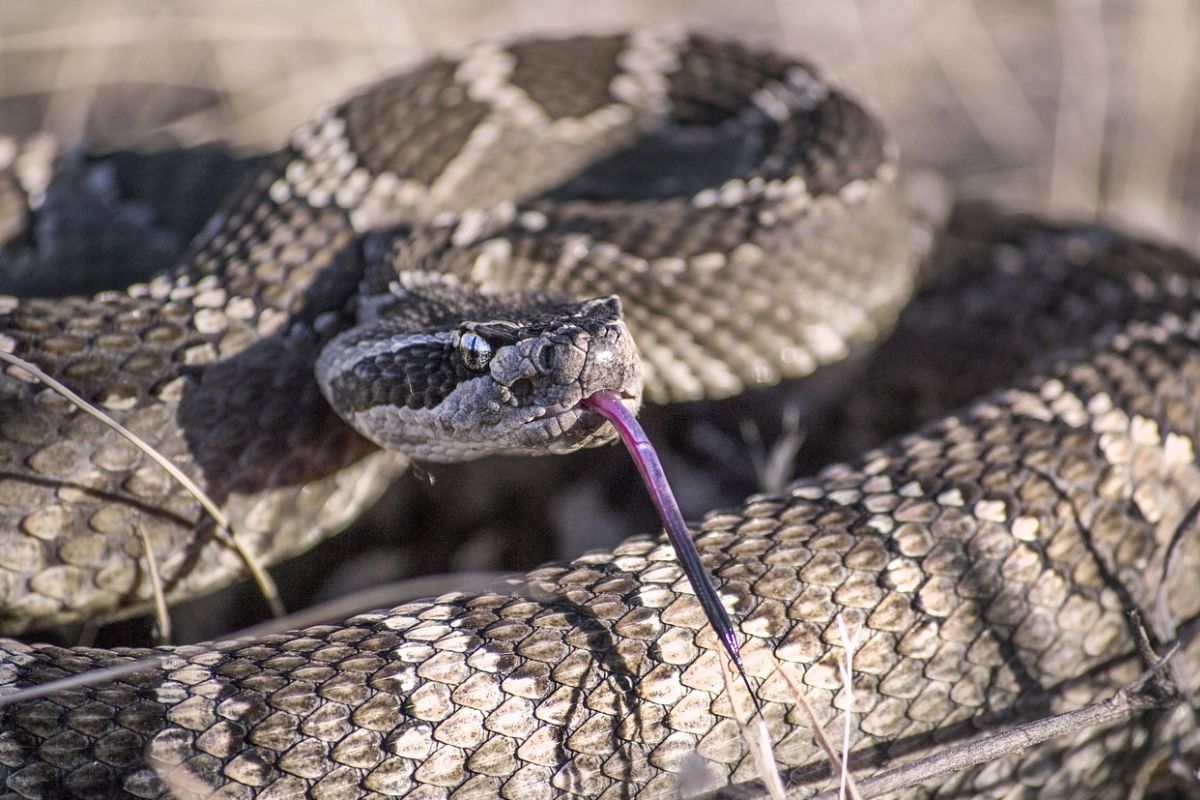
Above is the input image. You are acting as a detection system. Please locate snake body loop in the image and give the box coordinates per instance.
[0,32,1197,799]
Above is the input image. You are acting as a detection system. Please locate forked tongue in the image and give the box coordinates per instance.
[581,391,757,708]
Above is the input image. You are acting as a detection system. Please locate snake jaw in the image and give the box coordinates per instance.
[519,380,642,454]
[526,388,641,449]
[532,387,638,422]
[530,401,571,421]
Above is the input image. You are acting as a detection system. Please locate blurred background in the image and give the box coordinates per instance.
[1,0,1198,644]
[3,0,1197,242]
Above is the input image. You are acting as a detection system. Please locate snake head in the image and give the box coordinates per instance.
[317,284,642,462]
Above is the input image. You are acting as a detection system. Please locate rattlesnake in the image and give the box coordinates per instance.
[0,31,1197,799]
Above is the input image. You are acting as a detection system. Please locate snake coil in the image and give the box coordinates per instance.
[0,32,1197,799]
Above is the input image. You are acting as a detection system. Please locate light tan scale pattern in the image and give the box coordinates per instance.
[0,223,1198,798]
[0,32,1197,799]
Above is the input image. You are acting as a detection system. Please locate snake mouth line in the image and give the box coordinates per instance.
[524,391,641,450]
[530,390,639,423]
[530,402,573,422]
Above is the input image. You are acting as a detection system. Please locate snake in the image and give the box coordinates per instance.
[0,30,1197,799]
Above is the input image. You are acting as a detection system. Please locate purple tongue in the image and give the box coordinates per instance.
[582,391,755,700]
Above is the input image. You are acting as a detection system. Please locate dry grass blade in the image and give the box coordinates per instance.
[774,665,864,800]
[228,570,508,640]
[834,615,861,800]
[916,0,1046,162]
[0,348,284,618]
[741,404,805,495]
[134,522,172,643]
[147,750,217,800]
[1105,0,1200,241]
[223,528,285,618]
[0,571,511,707]
[0,658,163,707]
[737,644,1182,800]
[720,654,786,800]
[1048,0,1108,218]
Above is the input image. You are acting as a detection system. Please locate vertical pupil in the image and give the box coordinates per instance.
[460,333,492,370]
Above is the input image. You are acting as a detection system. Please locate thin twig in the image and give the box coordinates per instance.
[826,647,1180,799]
[720,644,1181,800]
[0,348,284,617]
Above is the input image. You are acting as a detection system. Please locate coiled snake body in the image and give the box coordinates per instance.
[0,32,1197,799]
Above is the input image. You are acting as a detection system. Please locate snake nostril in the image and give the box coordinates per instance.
[511,378,535,403]
[536,345,556,375]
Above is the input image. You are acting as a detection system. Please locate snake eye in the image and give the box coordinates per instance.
[458,331,493,371]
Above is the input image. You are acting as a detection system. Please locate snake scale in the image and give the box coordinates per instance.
[0,31,1198,799]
